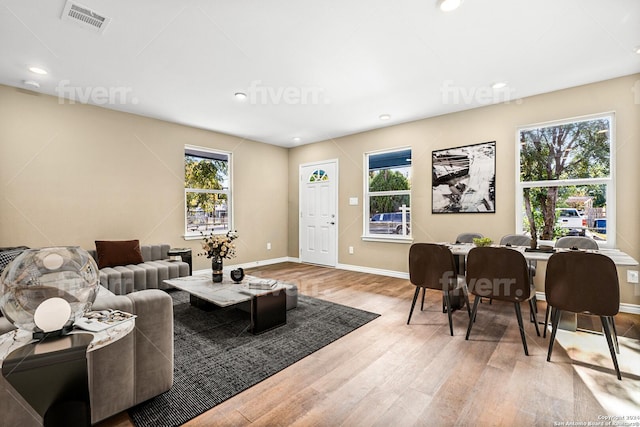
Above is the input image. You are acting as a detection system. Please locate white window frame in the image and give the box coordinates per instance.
[515,112,615,248]
[183,145,233,240]
[362,147,412,243]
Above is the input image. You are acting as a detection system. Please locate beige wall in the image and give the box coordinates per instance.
[288,74,640,305]
[1,74,638,305]
[0,85,289,272]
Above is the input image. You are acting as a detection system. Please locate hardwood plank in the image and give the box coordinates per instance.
[97,263,639,427]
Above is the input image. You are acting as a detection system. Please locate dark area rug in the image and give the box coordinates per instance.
[128,291,380,427]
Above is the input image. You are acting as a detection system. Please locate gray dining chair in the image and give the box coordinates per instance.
[543,236,605,338]
[465,246,540,355]
[408,243,471,336]
[555,236,598,250]
[455,232,484,244]
[453,232,484,273]
[499,234,532,247]
[545,251,622,380]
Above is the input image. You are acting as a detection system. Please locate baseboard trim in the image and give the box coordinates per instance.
[336,263,409,280]
[619,303,640,315]
[226,257,293,270]
[193,257,296,276]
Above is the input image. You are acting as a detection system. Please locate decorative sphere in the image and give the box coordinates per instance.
[0,247,99,333]
[33,297,72,332]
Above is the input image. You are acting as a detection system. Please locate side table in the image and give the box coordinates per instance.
[0,320,134,426]
[168,248,192,275]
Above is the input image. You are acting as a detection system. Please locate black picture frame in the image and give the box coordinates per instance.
[432,141,496,213]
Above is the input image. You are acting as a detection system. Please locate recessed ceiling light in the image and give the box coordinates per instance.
[439,0,462,12]
[28,66,48,75]
[23,80,40,89]
[492,81,508,89]
[292,137,301,143]
[379,114,391,121]
[234,92,247,100]
[635,46,640,54]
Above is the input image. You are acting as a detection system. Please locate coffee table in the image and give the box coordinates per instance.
[164,274,287,334]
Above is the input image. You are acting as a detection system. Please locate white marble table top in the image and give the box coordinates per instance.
[164,274,289,307]
[0,318,134,362]
[443,242,639,266]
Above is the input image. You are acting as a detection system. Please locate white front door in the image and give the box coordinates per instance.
[299,160,338,267]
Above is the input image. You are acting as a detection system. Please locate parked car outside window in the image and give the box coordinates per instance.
[369,212,410,235]
[555,208,587,236]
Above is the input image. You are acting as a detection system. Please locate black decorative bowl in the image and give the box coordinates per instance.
[230,268,245,283]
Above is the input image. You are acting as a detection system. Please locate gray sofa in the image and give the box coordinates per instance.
[89,244,190,295]
[0,288,174,426]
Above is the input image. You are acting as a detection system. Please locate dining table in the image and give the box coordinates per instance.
[443,242,639,266]
[441,242,639,332]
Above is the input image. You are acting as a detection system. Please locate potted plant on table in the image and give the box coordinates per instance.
[472,237,493,247]
[200,230,238,282]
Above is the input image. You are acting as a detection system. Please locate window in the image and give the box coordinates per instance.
[308,169,328,182]
[364,148,412,240]
[184,146,231,238]
[516,113,615,247]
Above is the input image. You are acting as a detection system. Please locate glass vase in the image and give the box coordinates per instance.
[211,256,223,283]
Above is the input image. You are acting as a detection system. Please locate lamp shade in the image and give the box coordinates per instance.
[0,247,99,334]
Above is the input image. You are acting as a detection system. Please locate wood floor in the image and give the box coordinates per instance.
[98,263,640,427]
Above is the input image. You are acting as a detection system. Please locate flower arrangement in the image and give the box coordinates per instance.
[200,230,239,261]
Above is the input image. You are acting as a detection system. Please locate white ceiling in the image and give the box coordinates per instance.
[1,0,638,147]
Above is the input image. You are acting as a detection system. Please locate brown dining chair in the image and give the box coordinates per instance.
[543,236,601,337]
[545,251,621,380]
[499,233,539,319]
[408,243,471,336]
[465,246,540,355]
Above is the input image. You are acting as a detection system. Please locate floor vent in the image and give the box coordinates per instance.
[61,1,111,33]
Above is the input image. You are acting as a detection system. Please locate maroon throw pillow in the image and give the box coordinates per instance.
[95,240,144,269]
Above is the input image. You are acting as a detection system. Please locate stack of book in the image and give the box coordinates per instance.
[75,309,136,332]
[247,279,278,290]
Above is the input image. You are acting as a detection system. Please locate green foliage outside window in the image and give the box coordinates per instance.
[369,170,410,214]
[520,117,610,240]
[185,155,227,215]
[185,150,230,234]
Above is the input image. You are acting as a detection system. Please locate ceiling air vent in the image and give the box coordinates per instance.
[61,1,111,33]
